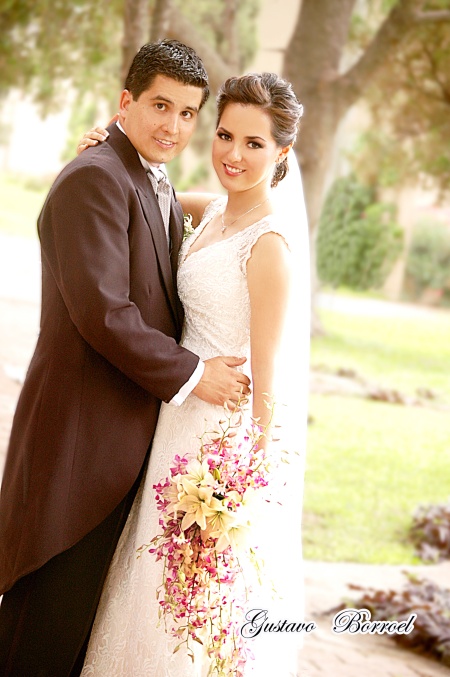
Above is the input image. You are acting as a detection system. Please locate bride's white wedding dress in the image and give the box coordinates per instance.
[81,197,308,677]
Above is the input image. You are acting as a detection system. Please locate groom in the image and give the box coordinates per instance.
[0,40,249,676]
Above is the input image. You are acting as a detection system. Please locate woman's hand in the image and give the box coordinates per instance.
[76,114,119,155]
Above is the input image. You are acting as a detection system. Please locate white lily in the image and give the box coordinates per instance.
[176,479,216,531]
[239,487,259,522]
[226,490,243,506]
[184,458,216,488]
[203,498,239,552]
[228,523,252,554]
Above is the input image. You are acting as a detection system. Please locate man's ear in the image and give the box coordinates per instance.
[119,89,133,121]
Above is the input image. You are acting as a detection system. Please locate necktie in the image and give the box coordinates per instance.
[147,169,171,243]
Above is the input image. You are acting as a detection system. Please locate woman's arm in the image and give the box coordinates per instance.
[77,117,118,155]
[246,232,291,447]
[176,192,221,228]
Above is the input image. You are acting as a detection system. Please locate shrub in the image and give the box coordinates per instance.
[406,219,450,291]
[409,501,450,562]
[348,574,450,667]
[316,175,403,290]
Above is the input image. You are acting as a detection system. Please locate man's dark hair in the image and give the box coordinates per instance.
[124,39,209,108]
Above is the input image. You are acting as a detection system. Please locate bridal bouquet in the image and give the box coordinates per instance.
[140,404,275,677]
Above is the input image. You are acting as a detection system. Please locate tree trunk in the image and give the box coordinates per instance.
[222,0,240,72]
[150,0,172,42]
[121,0,150,85]
[121,0,233,95]
[284,0,357,333]
[167,5,233,93]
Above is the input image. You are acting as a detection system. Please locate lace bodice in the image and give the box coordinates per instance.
[178,197,288,361]
[81,198,303,677]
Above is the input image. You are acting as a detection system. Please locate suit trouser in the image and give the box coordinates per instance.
[0,470,143,677]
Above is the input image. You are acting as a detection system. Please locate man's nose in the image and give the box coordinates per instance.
[162,114,179,135]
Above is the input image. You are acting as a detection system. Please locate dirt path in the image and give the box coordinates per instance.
[318,291,449,320]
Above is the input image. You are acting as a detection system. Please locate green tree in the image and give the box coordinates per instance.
[3,0,450,331]
[0,0,259,107]
[283,0,450,331]
[406,219,450,291]
[0,0,259,181]
[350,14,450,196]
[316,175,403,290]
[0,0,123,111]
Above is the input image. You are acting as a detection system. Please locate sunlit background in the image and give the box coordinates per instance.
[1,1,450,673]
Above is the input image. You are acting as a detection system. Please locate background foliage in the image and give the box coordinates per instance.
[0,0,259,109]
[316,175,403,290]
[406,218,450,292]
[349,12,450,195]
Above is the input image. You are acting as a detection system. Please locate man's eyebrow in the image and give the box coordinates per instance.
[150,95,173,105]
[150,95,199,113]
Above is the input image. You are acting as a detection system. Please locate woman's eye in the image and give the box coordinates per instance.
[249,141,262,149]
[218,132,231,141]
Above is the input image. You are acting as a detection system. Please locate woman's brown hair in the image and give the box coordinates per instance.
[216,73,303,187]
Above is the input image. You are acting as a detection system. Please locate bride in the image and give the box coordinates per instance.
[78,72,309,676]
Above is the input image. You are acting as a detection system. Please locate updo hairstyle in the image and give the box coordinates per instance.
[216,72,303,187]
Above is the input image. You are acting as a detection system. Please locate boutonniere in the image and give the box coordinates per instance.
[183,213,195,241]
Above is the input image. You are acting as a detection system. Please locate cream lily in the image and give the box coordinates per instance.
[176,479,216,531]
[183,458,215,488]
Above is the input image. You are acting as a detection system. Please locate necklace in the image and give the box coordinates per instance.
[220,198,269,234]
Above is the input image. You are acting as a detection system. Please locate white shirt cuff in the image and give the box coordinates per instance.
[169,360,205,406]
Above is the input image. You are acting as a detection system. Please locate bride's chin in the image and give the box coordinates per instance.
[217,176,241,192]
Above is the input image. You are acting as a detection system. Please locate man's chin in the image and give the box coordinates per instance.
[143,150,178,165]
[152,142,179,163]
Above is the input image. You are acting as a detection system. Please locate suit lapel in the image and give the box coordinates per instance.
[169,196,185,327]
[106,124,181,329]
[169,195,183,273]
[136,187,181,324]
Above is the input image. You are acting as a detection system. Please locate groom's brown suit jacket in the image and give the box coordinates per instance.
[0,123,199,595]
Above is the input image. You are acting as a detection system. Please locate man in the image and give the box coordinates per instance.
[0,40,249,676]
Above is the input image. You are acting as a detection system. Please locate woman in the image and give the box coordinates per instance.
[79,72,309,676]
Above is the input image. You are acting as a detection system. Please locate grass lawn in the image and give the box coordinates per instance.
[305,308,450,564]
[0,174,50,238]
[311,308,450,403]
